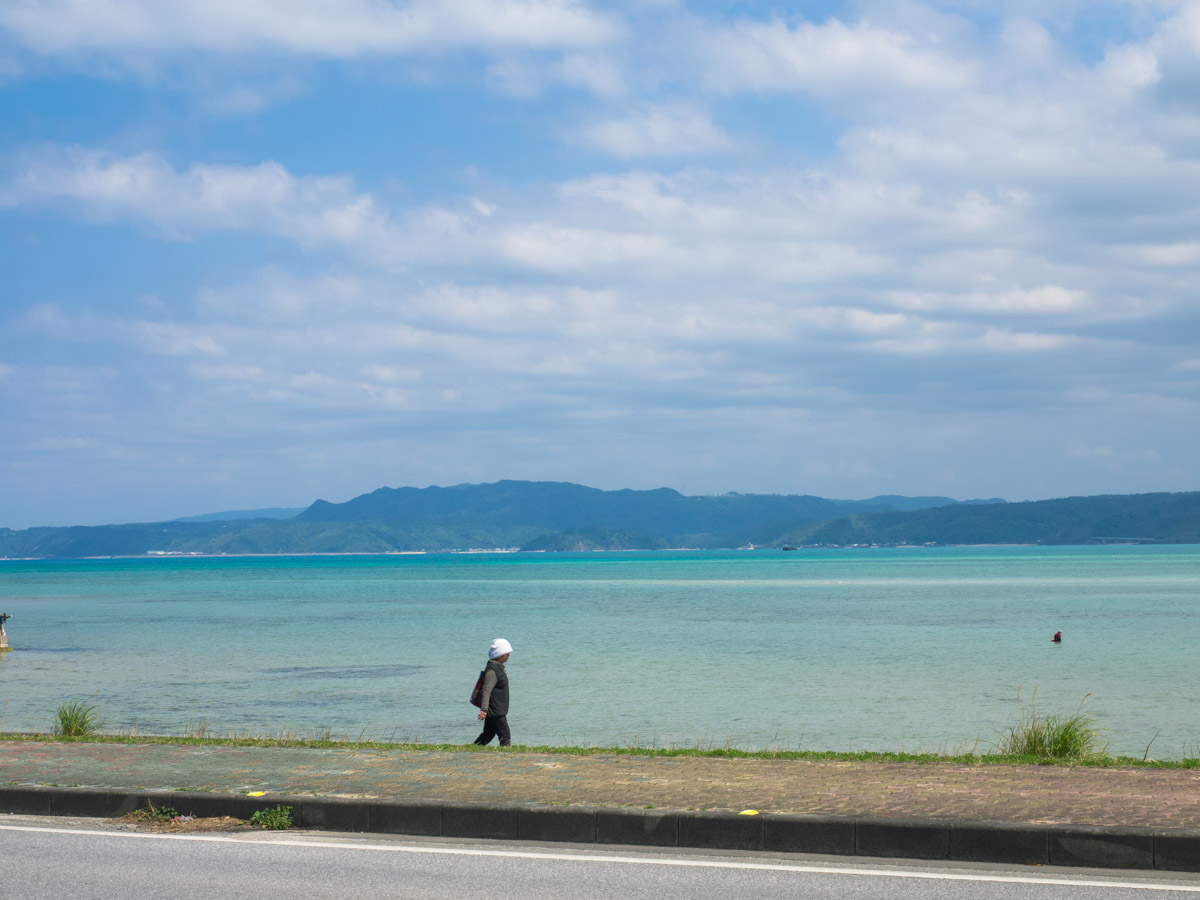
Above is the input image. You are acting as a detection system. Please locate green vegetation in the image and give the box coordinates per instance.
[995,693,1108,762]
[7,689,1193,769]
[777,491,1200,548]
[130,801,180,824]
[3,729,1197,769]
[2,482,1198,557]
[521,527,669,551]
[53,700,101,737]
[250,805,293,830]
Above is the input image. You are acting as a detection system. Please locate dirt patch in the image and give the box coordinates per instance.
[114,812,253,833]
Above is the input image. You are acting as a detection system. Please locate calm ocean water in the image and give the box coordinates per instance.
[0,546,1197,757]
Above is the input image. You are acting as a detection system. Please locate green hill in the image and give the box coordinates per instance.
[298,480,858,541]
[2,482,1195,559]
[775,492,1200,547]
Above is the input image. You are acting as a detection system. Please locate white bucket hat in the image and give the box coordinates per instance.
[489,638,513,659]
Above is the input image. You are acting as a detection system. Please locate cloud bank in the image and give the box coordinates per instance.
[1,1,1198,526]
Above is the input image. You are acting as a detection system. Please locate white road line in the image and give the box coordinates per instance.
[3,823,1199,893]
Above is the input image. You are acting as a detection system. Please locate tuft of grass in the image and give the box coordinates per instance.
[995,691,1108,762]
[183,720,211,740]
[53,700,101,737]
[250,805,293,830]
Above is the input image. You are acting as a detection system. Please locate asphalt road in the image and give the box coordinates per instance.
[4,817,1200,900]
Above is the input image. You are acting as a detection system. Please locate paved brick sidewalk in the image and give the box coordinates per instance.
[3,740,1199,829]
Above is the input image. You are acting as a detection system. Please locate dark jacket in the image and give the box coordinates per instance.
[479,659,509,717]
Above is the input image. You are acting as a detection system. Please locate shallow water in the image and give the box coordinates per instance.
[1,546,1197,757]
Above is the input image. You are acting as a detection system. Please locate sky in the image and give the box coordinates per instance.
[2,0,1199,528]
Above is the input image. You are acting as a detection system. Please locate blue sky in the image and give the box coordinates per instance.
[2,0,1199,528]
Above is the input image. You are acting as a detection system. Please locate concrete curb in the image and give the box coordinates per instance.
[4,785,1199,872]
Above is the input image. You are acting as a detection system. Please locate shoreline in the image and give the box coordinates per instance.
[8,542,1187,562]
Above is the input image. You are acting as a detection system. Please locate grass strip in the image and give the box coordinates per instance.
[1,731,1196,769]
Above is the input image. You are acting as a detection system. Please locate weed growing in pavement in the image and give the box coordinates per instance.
[130,802,180,824]
[250,805,293,830]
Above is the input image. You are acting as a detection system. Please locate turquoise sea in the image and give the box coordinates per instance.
[1,546,1197,758]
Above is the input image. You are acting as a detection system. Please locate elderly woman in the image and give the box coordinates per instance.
[474,638,513,747]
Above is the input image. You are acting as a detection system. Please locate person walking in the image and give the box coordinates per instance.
[474,638,513,747]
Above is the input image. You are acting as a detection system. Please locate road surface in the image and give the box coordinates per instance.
[3,816,1200,899]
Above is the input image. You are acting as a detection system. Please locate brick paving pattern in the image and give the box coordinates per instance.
[3,740,1199,829]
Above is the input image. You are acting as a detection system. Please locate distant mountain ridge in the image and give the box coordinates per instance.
[776,491,1200,547]
[173,507,304,523]
[296,481,983,537]
[1,480,1196,558]
[845,495,1005,512]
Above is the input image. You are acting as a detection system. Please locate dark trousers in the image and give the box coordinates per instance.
[474,714,511,746]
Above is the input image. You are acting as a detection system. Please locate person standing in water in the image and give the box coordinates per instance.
[474,638,513,747]
[1052,631,1062,643]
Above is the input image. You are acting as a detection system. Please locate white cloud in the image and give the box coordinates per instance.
[1100,43,1161,94]
[888,286,1089,314]
[199,78,304,115]
[4,148,392,250]
[7,140,1196,338]
[486,57,547,98]
[693,14,975,98]
[486,49,627,98]
[6,2,1200,527]
[556,51,625,97]
[136,322,226,357]
[189,363,266,383]
[5,4,1200,489]
[977,327,1073,352]
[470,197,497,216]
[1136,241,1200,265]
[997,17,1055,64]
[577,102,738,158]
[0,0,620,57]
[857,320,1078,356]
[361,363,424,384]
